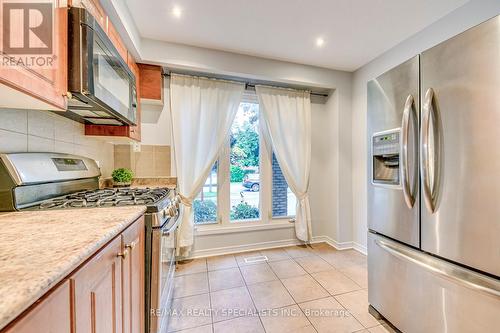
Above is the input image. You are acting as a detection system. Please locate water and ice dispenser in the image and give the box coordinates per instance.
[371,129,401,186]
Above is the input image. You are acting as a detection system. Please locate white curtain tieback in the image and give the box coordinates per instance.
[178,194,193,208]
[296,193,309,201]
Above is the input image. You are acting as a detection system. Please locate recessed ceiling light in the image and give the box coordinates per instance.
[316,37,325,48]
[172,6,182,18]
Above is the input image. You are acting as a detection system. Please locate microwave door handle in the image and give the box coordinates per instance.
[401,94,416,209]
[421,88,440,213]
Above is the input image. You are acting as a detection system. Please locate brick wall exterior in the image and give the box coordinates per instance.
[272,153,288,216]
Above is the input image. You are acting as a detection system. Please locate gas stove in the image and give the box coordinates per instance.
[0,152,178,219]
[36,187,172,213]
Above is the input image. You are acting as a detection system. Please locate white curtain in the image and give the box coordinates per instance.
[256,85,312,242]
[170,74,244,255]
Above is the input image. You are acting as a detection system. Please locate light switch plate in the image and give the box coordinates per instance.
[132,142,141,152]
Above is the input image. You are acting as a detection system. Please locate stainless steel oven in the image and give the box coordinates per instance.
[149,217,178,332]
[66,7,137,126]
[146,195,180,333]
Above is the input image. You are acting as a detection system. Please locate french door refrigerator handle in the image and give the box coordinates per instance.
[421,88,437,213]
[401,94,416,209]
[375,238,500,299]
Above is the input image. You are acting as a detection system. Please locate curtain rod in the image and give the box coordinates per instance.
[162,72,330,98]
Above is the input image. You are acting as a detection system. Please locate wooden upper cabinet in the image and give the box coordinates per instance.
[71,236,123,333]
[0,1,68,110]
[3,280,71,333]
[138,64,164,105]
[121,216,145,333]
[108,22,128,62]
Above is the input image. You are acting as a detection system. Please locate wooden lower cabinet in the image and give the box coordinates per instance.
[4,216,146,333]
[71,235,123,333]
[121,217,145,333]
[4,281,71,333]
[71,216,145,333]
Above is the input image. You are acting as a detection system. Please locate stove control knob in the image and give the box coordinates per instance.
[173,195,181,207]
[167,205,177,217]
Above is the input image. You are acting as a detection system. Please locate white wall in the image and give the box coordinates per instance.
[310,91,353,248]
[140,82,172,147]
[351,0,500,249]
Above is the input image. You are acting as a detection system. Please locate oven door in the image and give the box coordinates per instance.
[150,220,177,333]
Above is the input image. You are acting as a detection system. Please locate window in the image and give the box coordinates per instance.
[230,102,260,222]
[193,163,218,224]
[194,97,296,226]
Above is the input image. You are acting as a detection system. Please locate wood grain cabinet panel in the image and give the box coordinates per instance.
[0,2,68,110]
[108,23,128,62]
[71,236,123,333]
[137,64,163,103]
[3,281,71,333]
[121,217,145,333]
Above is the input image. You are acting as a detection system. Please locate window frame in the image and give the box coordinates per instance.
[195,94,295,232]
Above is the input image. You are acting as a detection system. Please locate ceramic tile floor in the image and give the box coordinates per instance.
[167,243,395,333]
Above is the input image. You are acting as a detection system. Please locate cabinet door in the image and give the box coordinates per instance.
[71,236,123,333]
[122,217,145,333]
[4,280,71,333]
[0,2,67,110]
[137,64,163,103]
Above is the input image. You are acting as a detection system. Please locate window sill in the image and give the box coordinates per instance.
[272,215,296,221]
[195,220,295,236]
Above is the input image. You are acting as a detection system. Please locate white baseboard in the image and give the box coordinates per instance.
[189,238,303,259]
[311,235,358,251]
[188,235,367,259]
[352,242,367,255]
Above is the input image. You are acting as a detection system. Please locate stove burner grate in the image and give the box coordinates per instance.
[36,187,170,210]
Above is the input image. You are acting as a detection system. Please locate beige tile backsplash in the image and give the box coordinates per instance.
[114,144,171,177]
[0,109,115,177]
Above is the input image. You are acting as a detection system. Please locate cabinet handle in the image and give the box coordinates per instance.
[125,241,136,250]
[117,248,129,259]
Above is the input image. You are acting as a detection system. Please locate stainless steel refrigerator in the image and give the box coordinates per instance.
[367,15,500,333]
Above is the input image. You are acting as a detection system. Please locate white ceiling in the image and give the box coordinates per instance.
[124,0,468,71]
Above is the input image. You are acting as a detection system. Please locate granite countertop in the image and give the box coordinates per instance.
[99,177,177,189]
[0,206,147,330]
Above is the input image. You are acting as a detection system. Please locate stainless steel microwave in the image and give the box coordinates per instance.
[66,7,137,126]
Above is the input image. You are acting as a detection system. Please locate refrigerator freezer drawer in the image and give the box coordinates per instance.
[368,232,500,333]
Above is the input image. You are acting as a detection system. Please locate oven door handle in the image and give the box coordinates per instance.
[161,214,181,236]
